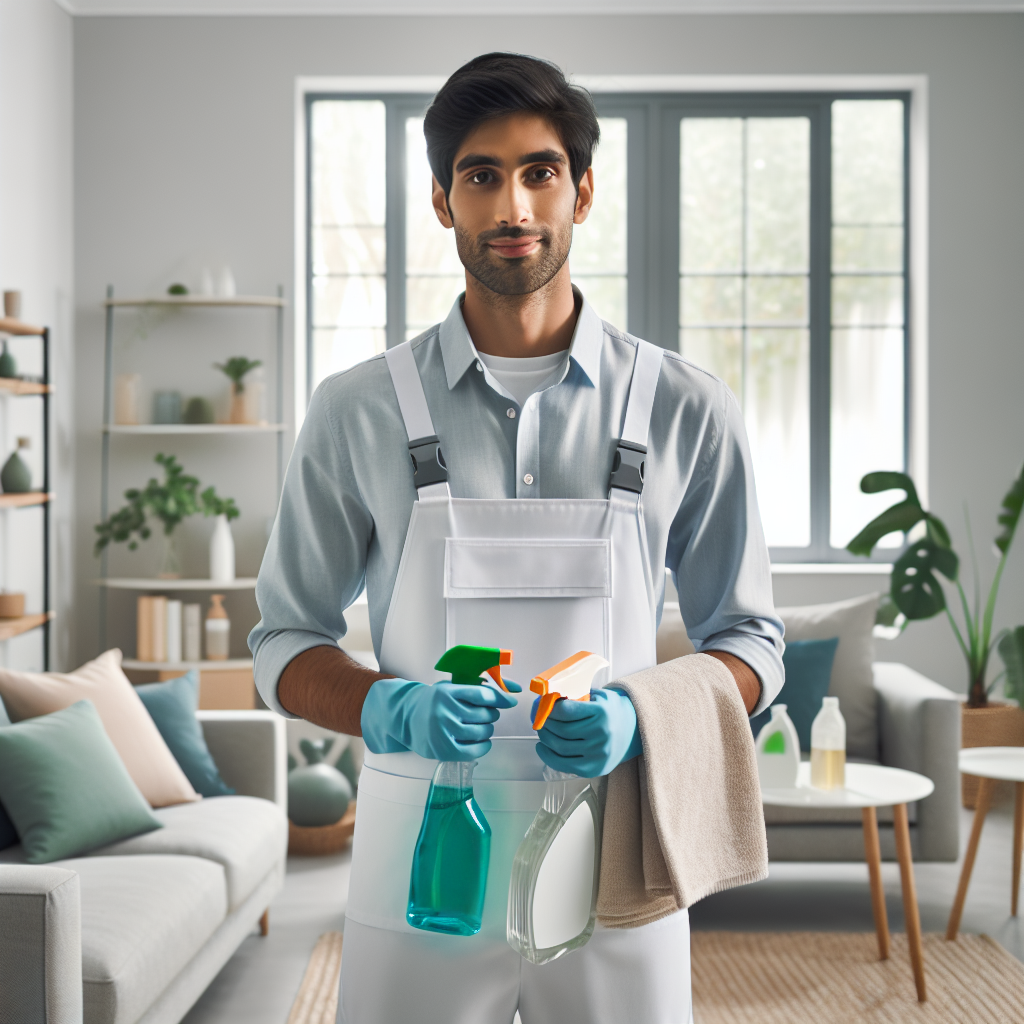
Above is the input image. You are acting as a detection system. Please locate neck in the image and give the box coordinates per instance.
[461,263,578,358]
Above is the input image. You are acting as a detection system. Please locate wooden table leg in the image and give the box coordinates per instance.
[259,909,269,936]
[1013,781,1024,917]
[893,802,927,1003]
[946,775,994,941]
[862,806,890,960]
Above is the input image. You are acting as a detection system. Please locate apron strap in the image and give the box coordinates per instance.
[384,342,451,499]
[609,340,664,500]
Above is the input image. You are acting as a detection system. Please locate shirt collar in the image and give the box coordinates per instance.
[438,285,604,392]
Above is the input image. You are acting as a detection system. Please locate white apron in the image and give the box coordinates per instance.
[340,340,693,1024]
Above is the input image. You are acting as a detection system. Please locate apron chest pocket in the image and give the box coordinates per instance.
[443,539,612,722]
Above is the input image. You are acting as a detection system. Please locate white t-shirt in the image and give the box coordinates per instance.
[476,349,569,408]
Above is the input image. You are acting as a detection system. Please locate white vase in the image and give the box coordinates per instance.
[209,514,235,582]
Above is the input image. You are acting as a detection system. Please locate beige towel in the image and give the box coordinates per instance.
[596,653,768,928]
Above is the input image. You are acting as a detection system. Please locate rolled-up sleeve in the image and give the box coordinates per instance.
[666,381,785,716]
[248,384,372,717]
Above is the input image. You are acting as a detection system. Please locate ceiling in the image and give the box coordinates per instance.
[56,0,1024,15]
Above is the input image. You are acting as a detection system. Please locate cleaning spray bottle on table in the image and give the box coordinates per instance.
[406,644,514,937]
[507,652,609,964]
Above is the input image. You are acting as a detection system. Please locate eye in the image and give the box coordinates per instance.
[531,167,555,182]
[470,170,495,184]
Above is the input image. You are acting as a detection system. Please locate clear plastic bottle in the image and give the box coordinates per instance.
[810,696,846,790]
[507,767,602,965]
[407,759,490,936]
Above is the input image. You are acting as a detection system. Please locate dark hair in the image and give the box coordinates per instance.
[424,53,600,197]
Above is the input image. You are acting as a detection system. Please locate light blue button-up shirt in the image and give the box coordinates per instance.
[250,293,785,718]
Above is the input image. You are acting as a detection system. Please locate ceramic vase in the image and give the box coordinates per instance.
[0,341,17,379]
[209,514,235,582]
[1,438,32,493]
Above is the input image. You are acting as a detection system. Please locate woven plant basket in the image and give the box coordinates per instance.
[288,801,356,856]
[961,704,1024,808]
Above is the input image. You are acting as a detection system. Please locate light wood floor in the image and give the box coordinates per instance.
[181,801,1023,1024]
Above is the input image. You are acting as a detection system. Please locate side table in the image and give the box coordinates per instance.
[945,746,1024,941]
[762,761,935,1002]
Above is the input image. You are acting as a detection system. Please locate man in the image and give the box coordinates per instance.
[251,52,783,1024]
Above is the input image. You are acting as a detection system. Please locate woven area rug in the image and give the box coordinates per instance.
[286,931,342,1024]
[691,932,1024,1024]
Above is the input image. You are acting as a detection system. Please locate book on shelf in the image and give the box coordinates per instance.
[136,595,179,663]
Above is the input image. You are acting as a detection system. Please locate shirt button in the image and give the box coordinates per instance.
[523,473,534,485]
[506,408,516,419]
[476,360,483,372]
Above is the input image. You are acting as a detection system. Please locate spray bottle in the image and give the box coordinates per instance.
[507,651,609,964]
[406,644,513,937]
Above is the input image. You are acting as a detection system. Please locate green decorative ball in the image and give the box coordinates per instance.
[288,764,352,827]
[167,283,189,296]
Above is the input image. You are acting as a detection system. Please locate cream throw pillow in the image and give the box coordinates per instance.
[0,649,199,807]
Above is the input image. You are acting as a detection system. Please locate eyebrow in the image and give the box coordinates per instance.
[454,149,567,173]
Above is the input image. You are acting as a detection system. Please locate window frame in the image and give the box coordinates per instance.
[304,86,912,564]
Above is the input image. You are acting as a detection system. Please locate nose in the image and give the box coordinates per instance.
[495,175,532,228]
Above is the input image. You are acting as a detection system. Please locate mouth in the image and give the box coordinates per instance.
[487,237,543,259]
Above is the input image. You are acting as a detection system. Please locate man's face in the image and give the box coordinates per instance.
[432,113,594,297]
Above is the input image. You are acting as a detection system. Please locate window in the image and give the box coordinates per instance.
[307,91,909,561]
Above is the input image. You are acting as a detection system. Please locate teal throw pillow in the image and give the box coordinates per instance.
[0,699,162,863]
[134,672,235,798]
[0,695,15,850]
[750,637,840,751]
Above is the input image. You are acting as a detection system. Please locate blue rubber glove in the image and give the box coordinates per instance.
[361,679,519,761]
[533,688,643,777]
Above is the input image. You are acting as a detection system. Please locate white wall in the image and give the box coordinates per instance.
[0,0,74,670]
[72,13,1024,692]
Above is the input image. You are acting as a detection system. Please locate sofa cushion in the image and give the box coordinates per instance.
[0,649,199,807]
[86,795,287,911]
[56,854,226,1024]
[776,593,879,760]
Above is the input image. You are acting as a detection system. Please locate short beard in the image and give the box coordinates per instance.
[454,220,573,297]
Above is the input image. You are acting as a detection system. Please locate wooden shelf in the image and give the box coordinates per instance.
[0,611,54,642]
[0,317,45,337]
[122,657,252,671]
[104,424,285,435]
[98,577,258,590]
[0,378,50,395]
[105,296,284,309]
[0,492,53,509]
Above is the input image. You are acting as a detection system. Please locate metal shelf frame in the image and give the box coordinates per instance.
[99,286,285,654]
[0,323,51,667]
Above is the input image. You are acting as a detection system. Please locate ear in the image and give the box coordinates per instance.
[574,166,594,226]
[431,175,454,229]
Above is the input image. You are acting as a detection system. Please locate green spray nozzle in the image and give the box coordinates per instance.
[435,645,514,692]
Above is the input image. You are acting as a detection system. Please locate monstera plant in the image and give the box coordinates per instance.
[847,465,1024,708]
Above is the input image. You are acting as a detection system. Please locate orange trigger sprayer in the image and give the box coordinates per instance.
[530,651,610,731]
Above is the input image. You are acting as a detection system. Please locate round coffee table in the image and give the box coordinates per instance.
[761,761,935,1002]
[945,746,1024,941]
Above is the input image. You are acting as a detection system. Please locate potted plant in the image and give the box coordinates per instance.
[95,453,239,578]
[847,466,1024,805]
[215,356,262,424]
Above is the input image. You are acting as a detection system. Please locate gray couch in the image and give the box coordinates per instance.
[763,662,961,862]
[0,710,289,1024]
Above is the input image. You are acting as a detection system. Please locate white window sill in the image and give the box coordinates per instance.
[770,562,892,575]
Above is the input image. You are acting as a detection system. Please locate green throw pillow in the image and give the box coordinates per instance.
[134,672,235,798]
[0,699,162,863]
[750,637,840,751]
[0,695,15,850]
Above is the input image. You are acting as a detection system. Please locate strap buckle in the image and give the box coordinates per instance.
[609,440,646,494]
[408,435,448,489]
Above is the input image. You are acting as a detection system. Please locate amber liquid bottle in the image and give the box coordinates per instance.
[205,594,230,660]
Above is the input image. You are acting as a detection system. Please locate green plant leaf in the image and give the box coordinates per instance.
[847,501,926,557]
[995,464,1024,556]
[299,738,324,765]
[891,538,959,620]
[925,514,952,549]
[875,596,903,628]
[860,471,920,506]
[998,626,1024,705]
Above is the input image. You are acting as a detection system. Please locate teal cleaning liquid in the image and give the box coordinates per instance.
[407,760,490,936]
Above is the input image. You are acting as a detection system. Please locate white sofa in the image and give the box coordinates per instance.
[0,710,288,1024]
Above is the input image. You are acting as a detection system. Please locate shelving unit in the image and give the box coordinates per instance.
[0,317,51,668]
[98,289,285,708]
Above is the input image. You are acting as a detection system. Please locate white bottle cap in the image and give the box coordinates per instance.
[823,696,839,708]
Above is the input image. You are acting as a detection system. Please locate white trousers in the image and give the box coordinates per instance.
[338,910,693,1024]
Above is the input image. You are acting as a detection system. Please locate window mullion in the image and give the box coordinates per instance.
[808,98,833,559]
[385,100,407,350]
